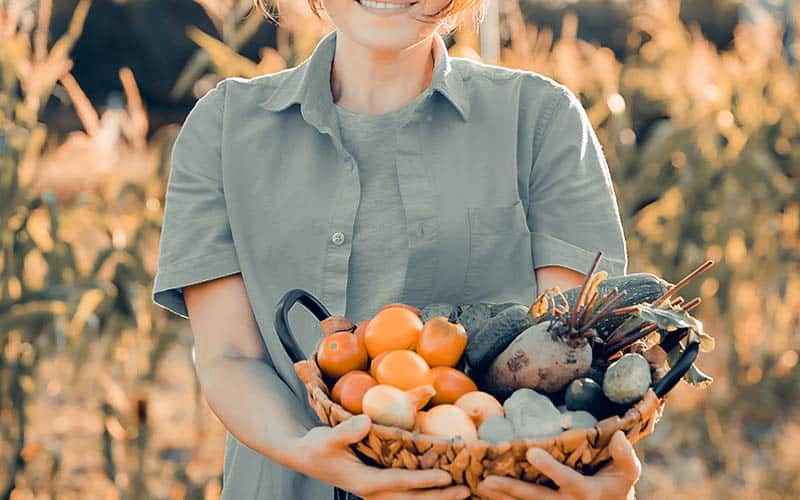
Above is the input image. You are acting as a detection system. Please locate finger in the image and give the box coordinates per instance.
[366,467,454,493]
[480,476,561,500]
[397,485,472,499]
[475,479,519,500]
[609,431,642,482]
[328,414,372,447]
[525,448,583,488]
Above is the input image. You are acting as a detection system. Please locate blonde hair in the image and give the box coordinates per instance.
[254,0,488,34]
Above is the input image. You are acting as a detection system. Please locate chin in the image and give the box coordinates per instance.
[326,0,443,49]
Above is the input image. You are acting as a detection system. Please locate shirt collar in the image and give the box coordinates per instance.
[259,29,470,123]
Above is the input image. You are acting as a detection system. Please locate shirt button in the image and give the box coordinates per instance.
[331,231,345,245]
[346,158,355,172]
[426,114,433,122]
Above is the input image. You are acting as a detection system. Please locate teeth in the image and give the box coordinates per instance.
[359,0,407,9]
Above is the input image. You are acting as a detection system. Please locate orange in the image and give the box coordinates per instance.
[370,350,389,379]
[416,316,468,367]
[379,303,422,317]
[316,331,368,379]
[374,350,433,391]
[354,318,370,348]
[429,367,478,406]
[364,306,424,358]
[331,370,378,414]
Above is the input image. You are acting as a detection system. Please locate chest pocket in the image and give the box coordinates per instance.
[463,199,536,303]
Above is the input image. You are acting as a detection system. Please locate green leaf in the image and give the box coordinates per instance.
[637,304,701,332]
[688,326,716,352]
[684,363,714,386]
[665,342,713,387]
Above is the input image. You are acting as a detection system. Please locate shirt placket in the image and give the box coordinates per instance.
[395,96,440,309]
[305,106,361,317]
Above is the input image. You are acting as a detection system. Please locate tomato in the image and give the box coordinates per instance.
[416,316,467,367]
[317,331,368,379]
[364,306,424,358]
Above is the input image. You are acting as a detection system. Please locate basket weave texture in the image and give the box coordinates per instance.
[295,358,666,495]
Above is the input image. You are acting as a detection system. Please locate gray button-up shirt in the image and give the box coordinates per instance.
[152,28,627,500]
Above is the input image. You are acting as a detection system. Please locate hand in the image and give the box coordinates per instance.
[475,431,641,500]
[288,414,471,499]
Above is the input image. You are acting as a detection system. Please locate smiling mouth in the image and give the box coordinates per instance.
[356,0,418,10]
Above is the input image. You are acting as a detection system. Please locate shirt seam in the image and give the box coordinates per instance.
[528,87,568,213]
[218,79,228,184]
[158,249,239,272]
[532,87,568,158]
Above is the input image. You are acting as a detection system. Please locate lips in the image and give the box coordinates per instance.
[356,0,418,6]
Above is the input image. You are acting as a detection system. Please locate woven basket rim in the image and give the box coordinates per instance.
[297,358,664,450]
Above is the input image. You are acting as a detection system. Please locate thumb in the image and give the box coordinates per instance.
[327,414,372,447]
[609,431,642,481]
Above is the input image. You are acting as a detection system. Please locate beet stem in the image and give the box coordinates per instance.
[582,289,628,333]
[572,252,604,329]
[579,289,600,326]
[603,323,659,357]
[652,260,715,307]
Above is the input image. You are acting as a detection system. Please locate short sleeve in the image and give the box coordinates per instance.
[152,80,241,318]
[527,86,628,277]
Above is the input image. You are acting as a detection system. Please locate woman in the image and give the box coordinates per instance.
[152,0,638,498]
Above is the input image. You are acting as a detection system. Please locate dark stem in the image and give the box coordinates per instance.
[579,289,599,326]
[652,260,715,307]
[572,251,604,330]
[582,289,628,333]
[602,323,659,358]
[683,297,702,311]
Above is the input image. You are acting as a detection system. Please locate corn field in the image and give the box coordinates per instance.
[1,0,798,498]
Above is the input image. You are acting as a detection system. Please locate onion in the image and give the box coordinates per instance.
[418,404,478,440]
[362,384,436,430]
[454,391,505,428]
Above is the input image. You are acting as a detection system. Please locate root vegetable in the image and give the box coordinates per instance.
[420,303,458,322]
[362,384,436,430]
[478,415,515,443]
[465,304,534,372]
[485,322,592,394]
[603,353,652,404]
[419,404,478,440]
[457,302,492,338]
[454,391,504,427]
[489,302,521,317]
[537,273,671,334]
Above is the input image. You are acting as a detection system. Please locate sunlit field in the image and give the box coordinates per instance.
[1,0,798,498]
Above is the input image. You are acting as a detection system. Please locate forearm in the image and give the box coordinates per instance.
[535,265,586,293]
[196,354,313,470]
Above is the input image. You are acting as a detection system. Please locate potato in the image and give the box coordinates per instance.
[485,322,592,395]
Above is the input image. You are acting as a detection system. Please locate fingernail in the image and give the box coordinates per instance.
[349,414,368,426]
[528,448,547,464]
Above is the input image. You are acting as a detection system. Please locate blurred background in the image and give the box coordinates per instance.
[1,0,798,498]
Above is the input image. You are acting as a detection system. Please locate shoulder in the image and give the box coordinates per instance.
[204,66,301,111]
[219,66,295,93]
[452,58,571,99]
[450,58,578,126]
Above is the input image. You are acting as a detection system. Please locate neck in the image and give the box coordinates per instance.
[330,31,435,116]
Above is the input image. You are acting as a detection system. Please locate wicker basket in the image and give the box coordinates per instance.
[274,289,699,498]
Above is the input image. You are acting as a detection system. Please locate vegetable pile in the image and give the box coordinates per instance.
[313,251,716,444]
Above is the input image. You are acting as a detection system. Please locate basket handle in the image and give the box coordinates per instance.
[652,328,700,398]
[274,288,332,363]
